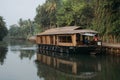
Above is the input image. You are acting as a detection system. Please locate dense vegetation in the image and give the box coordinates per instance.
[9,0,120,43]
[35,0,94,28]
[92,0,120,43]
[0,16,8,41]
[8,19,42,39]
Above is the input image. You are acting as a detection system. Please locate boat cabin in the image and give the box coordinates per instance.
[36,26,101,47]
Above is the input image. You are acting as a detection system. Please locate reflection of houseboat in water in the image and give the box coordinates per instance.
[36,50,102,79]
[36,26,102,54]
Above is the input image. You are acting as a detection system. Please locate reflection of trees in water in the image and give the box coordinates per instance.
[9,39,34,46]
[9,39,36,60]
[95,55,120,80]
[0,46,8,65]
[19,50,35,60]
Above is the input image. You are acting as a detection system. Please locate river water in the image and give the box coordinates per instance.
[0,40,120,80]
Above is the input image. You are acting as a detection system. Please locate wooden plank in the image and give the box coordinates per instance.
[72,34,76,46]
[53,36,56,45]
[46,36,50,44]
[57,42,73,46]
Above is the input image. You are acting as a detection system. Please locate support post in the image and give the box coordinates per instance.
[72,34,76,46]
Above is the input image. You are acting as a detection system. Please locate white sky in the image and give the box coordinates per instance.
[0,0,46,28]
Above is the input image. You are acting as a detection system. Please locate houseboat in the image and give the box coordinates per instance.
[36,26,102,54]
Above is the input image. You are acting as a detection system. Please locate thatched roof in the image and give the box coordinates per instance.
[37,26,98,36]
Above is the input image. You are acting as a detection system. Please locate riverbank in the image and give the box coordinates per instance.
[102,43,120,55]
[103,43,120,48]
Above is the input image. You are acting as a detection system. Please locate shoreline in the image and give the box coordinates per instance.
[102,42,120,55]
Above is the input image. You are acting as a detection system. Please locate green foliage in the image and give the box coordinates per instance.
[9,24,19,38]
[0,16,8,41]
[35,5,50,28]
[35,0,58,29]
[9,19,42,39]
[35,0,94,28]
[90,0,120,43]
[92,0,120,36]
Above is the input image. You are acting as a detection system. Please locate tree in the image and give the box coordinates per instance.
[9,24,20,38]
[35,5,50,29]
[92,0,120,42]
[56,0,93,27]
[0,16,8,41]
[34,0,94,27]
[46,0,57,28]
[9,18,41,39]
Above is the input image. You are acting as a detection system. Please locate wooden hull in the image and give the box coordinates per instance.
[38,44,102,54]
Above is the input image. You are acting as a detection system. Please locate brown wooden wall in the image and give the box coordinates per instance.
[36,34,77,46]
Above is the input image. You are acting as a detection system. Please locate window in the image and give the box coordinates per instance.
[58,35,72,43]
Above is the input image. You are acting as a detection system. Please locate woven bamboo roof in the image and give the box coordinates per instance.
[37,26,98,36]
